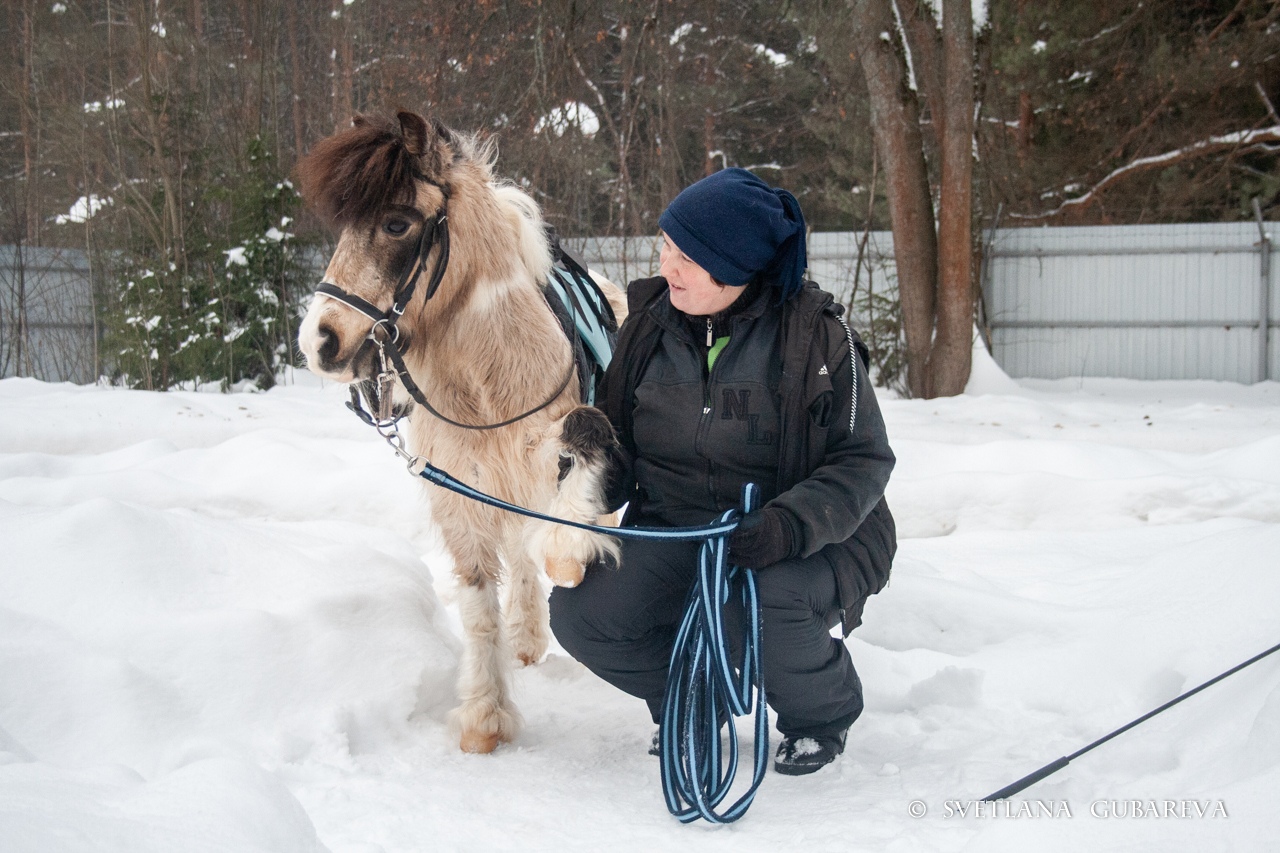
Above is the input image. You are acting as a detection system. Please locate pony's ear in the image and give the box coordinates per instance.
[397,111,431,157]
[398,110,451,180]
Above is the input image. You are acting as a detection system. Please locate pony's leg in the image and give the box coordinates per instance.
[436,495,521,754]
[502,524,550,667]
[526,406,620,588]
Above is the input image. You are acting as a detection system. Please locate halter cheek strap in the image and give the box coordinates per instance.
[314,202,446,331]
[312,191,576,432]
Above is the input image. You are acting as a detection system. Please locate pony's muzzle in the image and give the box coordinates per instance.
[315,324,341,370]
[298,304,377,382]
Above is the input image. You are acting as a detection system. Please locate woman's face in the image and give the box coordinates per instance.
[659,233,744,316]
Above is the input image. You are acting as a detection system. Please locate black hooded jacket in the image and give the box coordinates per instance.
[600,276,897,634]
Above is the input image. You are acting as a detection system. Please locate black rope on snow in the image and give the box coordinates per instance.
[982,640,1280,801]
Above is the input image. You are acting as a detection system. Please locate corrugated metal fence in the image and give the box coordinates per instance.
[571,222,1278,384]
[565,230,898,331]
[4,222,1276,384]
[983,221,1277,383]
[0,245,98,383]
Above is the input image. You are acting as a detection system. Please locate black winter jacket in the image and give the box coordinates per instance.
[600,276,897,634]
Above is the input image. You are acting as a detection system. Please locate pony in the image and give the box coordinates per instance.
[294,110,624,754]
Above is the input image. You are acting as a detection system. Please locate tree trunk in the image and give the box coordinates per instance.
[332,1,354,130]
[285,2,306,156]
[849,0,938,399]
[930,0,975,396]
[20,0,37,245]
[900,0,946,152]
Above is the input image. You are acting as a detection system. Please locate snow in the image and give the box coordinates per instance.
[972,0,988,31]
[83,99,125,114]
[55,195,112,225]
[754,45,789,67]
[919,0,989,33]
[792,738,822,757]
[533,102,600,139]
[2,356,1278,851]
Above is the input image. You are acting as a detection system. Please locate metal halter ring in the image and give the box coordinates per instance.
[368,318,400,345]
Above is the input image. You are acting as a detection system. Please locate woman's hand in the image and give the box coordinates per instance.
[728,507,800,569]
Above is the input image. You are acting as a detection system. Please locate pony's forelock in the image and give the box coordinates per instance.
[296,114,430,229]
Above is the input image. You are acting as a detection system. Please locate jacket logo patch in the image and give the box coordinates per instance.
[721,388,776,446]
[819,364,829,375]
[722,389,751,421]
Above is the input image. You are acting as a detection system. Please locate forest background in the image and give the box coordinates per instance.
[3,0,1279,392]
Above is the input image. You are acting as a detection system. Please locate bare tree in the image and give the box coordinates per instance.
[838,0,976,398]
[981,0,1280,223]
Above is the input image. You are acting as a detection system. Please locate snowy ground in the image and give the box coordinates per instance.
[2,349,1278,852]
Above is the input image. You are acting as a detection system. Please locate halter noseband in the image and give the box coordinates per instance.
[312,189,576,431]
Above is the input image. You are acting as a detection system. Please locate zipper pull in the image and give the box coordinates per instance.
[706,317,713,347]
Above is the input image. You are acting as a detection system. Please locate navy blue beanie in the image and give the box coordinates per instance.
[658,167,808,301]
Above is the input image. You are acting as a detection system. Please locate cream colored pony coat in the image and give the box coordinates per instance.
[295,111,623,753]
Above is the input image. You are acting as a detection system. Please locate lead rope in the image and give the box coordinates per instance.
[661,484,770,824]
[351,400,769,823]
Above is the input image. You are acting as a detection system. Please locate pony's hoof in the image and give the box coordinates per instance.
[459,730,501,754]
[545,556,584,588]
[510,631,548,667]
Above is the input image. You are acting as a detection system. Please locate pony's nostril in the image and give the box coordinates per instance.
[317,325,340,366]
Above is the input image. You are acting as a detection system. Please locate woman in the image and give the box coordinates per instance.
[549,168,897,775]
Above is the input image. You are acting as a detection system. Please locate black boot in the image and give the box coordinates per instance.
[773,729,847,776]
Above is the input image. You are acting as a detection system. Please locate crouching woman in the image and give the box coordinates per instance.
[550,168,897,775]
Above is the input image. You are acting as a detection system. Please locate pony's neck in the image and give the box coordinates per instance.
[406,182,570,415]
[434,270,567,378]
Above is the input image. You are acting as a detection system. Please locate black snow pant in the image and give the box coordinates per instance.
[548,533,864,739]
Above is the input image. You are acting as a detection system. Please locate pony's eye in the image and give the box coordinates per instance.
[383,217,410,236]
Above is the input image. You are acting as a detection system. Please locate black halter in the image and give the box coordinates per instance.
[315,193,451,344]
[313,190,576,431]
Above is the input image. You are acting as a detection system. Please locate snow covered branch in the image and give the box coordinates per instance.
[1011,124,1280,220]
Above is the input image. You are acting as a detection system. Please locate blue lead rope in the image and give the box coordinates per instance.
[415,460,739,542]
[412,459,769,824]
[660,483,770,824]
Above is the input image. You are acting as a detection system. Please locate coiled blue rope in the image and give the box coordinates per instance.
[660,483,770,824]
[412,460,769,824]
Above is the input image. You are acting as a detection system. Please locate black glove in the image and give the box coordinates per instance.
[728,507,800,569]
